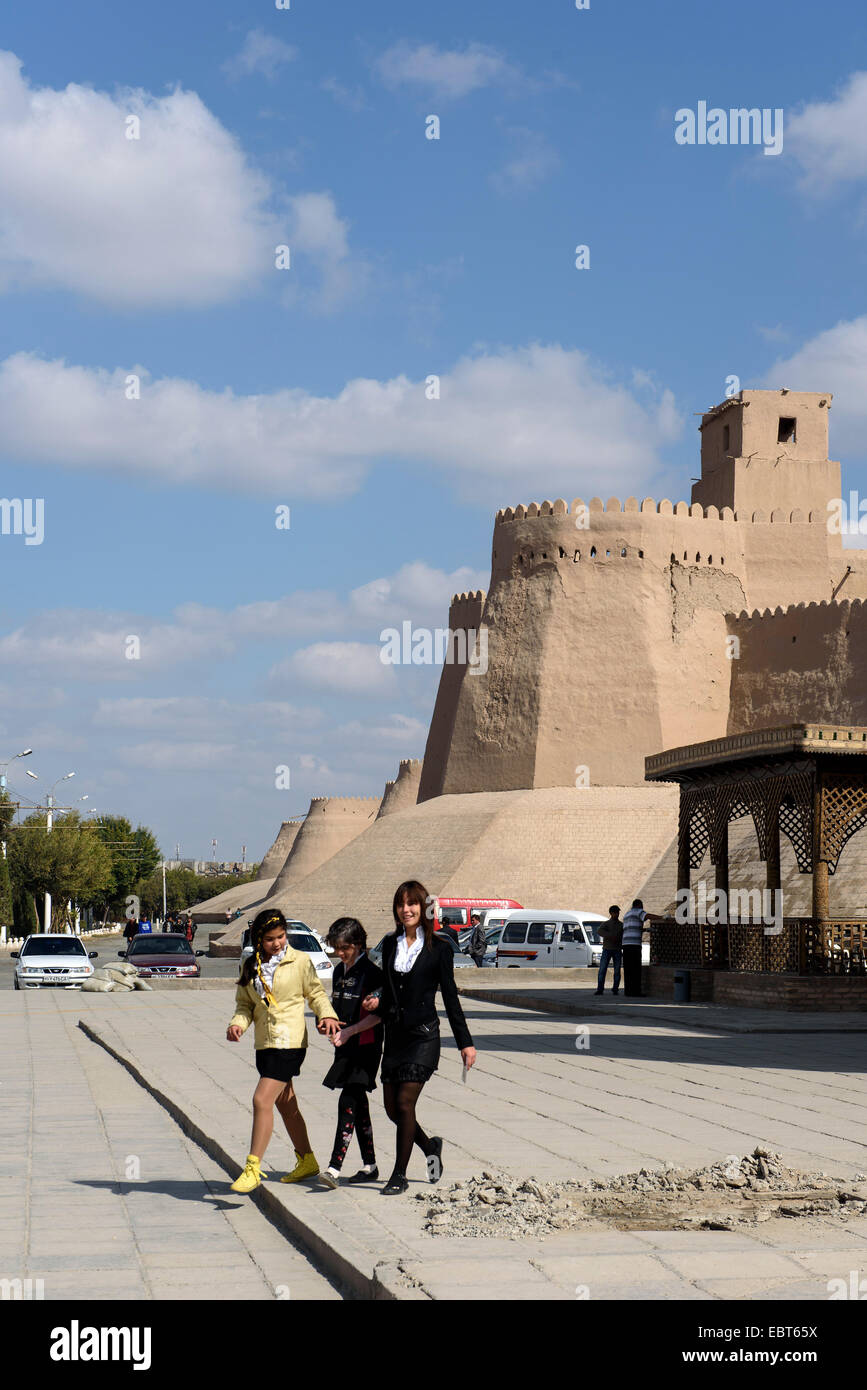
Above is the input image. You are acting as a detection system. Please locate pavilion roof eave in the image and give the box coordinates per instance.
[645,723,867,782]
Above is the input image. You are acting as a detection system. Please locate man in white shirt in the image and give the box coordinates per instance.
[621,898,654,997]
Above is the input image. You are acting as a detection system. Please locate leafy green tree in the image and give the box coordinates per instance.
[8,810,113,930]
[92,816,161,916]
[0,853,12,928]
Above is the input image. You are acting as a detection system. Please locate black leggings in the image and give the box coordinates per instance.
[330,1085,376,1170]
[382,1080,433,1178]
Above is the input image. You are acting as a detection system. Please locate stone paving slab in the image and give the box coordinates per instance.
[0,996,343,1301]
[21,987,867,1301]
[457,976,867,1032]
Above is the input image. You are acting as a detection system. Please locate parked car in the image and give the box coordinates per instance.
[12,934,99,990]
[119,933,205,979]
[239,924,333,985]
[495,911,609,968]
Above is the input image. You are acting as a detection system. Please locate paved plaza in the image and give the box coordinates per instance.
[3,983,867,1300]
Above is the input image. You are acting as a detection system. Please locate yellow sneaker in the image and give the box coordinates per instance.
[231,1153,262,1193]
[280,1150,320,1183]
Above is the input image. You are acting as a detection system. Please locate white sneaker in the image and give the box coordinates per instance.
[319,1167,339,1189]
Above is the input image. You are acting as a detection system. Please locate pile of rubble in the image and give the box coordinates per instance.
[419,1149,867,1239]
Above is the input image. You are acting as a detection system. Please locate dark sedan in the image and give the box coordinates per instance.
[119,933,205,978]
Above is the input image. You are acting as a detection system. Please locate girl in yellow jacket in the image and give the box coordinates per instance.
[226,908,339,1192]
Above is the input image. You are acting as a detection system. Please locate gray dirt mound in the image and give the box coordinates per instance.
[419,1148,867,1240]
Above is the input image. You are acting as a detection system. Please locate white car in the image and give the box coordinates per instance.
[239,923,333,985]
[12,934,99,989]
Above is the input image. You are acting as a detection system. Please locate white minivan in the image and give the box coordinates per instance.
[495,910,609,969]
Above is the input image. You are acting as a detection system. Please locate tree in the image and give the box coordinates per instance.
[8,810,113,930]
[0,854,12,928]
[91,816,161,917]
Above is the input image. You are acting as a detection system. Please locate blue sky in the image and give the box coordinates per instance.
[1,0,866,861]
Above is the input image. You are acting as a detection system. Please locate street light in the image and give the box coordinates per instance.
[0,748,33,792]
[38,771,75,933]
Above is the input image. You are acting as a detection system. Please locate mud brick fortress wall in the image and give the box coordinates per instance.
[420,390,867,797]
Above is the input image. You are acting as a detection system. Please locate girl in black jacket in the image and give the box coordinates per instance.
[363,879,476,1195]
[320,917,384,1187]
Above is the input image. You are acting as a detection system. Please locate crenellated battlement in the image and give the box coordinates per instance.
[730,596,867,622]
[495,497,823,525]
[307,796,382,809]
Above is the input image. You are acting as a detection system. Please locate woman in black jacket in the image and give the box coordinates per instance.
[363,879,476,1195]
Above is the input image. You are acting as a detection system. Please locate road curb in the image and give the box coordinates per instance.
[77,1018,421,1300]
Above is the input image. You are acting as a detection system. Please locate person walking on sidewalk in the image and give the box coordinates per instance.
[363,880,476,1196]
[319,917,384,1189]
[226,908,339,1193]
[621,899,653,997]
[595,905,623,995]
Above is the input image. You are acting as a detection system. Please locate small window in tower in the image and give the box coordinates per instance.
[605,549,610,558]
[696,552,701,562]
[722,424,730,451]
[590,546,597,558]
[778,417,797,444]
[638,549,644,558]
[670,553,676,564]
[620,548,627,557]
[573,549,580,562]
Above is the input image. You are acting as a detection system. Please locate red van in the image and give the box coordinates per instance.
[431,897,523,930]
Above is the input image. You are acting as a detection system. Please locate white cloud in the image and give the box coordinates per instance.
[0,49,279,307]
[285,192,368,311]
[223,30,297,82]
[118,741,237,772]
[374,41,517,99]
[786,72,867,192]
[321,76,367,112]
[349,562,487,626]
[276,642,398,697]
[0,50,359,310]
[0,560,477,683]
[765,315,867,460]
[489,128,560,195]
[0,344,682,503]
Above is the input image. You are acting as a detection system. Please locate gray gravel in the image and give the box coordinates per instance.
[418,1148,867,1239]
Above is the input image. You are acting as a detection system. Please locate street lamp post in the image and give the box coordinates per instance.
[41,772,75,933]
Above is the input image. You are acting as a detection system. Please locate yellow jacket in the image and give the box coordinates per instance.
[229,947,338,1050]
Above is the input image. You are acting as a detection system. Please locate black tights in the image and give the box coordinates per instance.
[382,1080,432,1178]
[330,1086,376,1170]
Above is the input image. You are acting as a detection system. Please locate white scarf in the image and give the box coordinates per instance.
[253,944,287,999]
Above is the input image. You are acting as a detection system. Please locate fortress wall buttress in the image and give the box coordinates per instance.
[727,598,867,733]
[418,590,486,802]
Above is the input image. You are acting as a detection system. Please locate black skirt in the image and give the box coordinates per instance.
[322,1041,381,1092]
[380,1021,440,1084]
[255,1047,306,1082]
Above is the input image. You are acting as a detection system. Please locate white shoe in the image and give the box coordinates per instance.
[319,1167,339,1189]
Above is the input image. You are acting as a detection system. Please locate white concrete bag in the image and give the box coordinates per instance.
[81,976,115,992]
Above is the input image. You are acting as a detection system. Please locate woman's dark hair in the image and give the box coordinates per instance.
[238,908,288,986]
[326,917,367,951]
[392,879,435,951]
